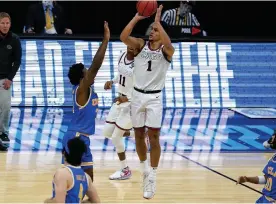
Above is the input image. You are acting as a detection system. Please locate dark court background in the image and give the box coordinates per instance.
[1,1,276,37]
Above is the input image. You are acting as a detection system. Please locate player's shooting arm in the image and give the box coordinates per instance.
[155,5,174,59]
[120,14,145,50]
[79,21,110,92]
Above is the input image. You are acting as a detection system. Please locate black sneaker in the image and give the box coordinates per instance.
[0,143,8,151]
[0,141,9,152]
[0,133,10,144]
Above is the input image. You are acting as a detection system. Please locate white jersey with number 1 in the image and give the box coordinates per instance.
[113,51,134,99]
[133,41,171,91]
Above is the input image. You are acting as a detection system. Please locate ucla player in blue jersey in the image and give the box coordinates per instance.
[44,137,100,203]
[62,21,110,182]
[237,130,276,203]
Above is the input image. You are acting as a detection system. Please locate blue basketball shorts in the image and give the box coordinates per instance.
[61,130,93,170]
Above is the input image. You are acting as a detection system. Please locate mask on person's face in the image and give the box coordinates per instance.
[42,0,53,7]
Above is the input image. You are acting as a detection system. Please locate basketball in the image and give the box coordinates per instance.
[136,0,158,17]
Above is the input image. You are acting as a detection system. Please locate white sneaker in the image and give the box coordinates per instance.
[143,170,156,199]
[142,171,149,189]
[109,166,132,180]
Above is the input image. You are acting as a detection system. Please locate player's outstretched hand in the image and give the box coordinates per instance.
[155,5,163,23]
[104,21,110,41]
[236,176,247,185]
[104,81,113,90]
[134,13,148,21]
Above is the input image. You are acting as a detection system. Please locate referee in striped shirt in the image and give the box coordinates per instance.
[145,0,206,36]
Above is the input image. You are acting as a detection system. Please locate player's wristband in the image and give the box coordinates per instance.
[258,176,266,184]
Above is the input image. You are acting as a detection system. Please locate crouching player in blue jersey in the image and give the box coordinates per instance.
[44,137,100,203]
[62,21,110,182]
[237,130,276,203]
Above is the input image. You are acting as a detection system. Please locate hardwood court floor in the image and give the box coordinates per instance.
[0,151,272,203]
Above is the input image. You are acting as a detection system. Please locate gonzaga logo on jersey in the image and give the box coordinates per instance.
[129,62,134,69]
[118,55,134,78]
[140,49,163,61]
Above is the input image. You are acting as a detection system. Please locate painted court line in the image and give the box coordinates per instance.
[174,152,264,196]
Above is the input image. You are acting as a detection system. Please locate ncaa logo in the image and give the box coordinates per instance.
[7,45,12,49]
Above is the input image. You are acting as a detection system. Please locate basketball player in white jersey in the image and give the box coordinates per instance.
[120,5,174,199]
[103,46,135,180]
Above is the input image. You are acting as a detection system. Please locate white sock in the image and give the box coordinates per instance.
[140,159,149,173]
[151,167,157,178]
[151,167,157,173]
[120,159,127,169]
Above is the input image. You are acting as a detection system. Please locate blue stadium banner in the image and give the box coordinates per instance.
[11,40,276,108]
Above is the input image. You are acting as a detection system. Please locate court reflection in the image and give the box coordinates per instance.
[7,107,275,152]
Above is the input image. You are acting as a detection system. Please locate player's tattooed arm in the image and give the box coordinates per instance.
[154,5,174,59]
[120,14,145,51]
[80,21,110,91]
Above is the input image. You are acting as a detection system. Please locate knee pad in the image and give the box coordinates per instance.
[103,123,115,139]
[111,127,125,153]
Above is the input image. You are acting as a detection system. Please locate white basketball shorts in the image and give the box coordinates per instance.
[131,88,163,129]
[106,101,132,130]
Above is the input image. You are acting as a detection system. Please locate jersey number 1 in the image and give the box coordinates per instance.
[119,75,126,87]
[147,60,152,71]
